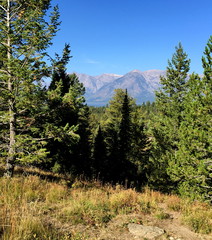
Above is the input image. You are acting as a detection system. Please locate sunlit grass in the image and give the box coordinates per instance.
[0,166,211,239]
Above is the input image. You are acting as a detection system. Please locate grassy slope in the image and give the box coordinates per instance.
[0,167,211,240]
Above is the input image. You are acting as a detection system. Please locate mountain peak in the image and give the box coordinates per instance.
[77,69,164,106]
[130,69,143,74]
[144,69,163,72]
[96,73,123,78]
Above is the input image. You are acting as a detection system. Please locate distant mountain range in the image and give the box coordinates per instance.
[76,69,166,106]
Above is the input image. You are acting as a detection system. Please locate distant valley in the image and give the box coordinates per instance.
[76,69,166,106]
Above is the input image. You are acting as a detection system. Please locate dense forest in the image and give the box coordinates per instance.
[0,0,211,203]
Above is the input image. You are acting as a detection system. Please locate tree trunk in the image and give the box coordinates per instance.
[5,104,16,177]
[4,0,16,177]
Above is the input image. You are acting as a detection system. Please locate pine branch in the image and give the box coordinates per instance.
[0,4,7,12]
[0,69,10,75]
[32,137,54,141]
[9,4,22,20]
[14,18,32,36]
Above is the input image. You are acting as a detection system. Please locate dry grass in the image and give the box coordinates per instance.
[166,194,183,211]
[182,201,212,234]
[0,167,211,239]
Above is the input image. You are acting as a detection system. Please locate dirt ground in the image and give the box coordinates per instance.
[51,203,212,240]
[82,212,212,240]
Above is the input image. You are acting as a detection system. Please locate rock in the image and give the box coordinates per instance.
[169,238,182,240]
[128,223,165,239]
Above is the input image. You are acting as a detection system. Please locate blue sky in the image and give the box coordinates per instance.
[49,0,212,76]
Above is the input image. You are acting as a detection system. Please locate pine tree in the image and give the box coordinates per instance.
[119,90,132,163]
[201,36,212,201]
[100,89,127,182]
[104,126,119,182]
[156,42,190,132]
[46,46,90,174]
[151,43,191,191]
[103,89,136,183]
[103,89,134,175]
[46,44,86,172]
[92,89,151,184]
[92,126,107,179]
[131,108,151,186]
[49,43,72,96]
[118,90,137,182]
[169,37,212,201]
[202,36,212,89]
[103,89,135,131]
[0,0,60,176]
[71,103,92,176]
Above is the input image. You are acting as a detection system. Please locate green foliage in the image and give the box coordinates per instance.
[168,38,212,201]
[155,42,190,144]
[91,89,150,184]
[49,43,72,95]
[45,45,91,175]
[150,43,191,191]
[119,90,132,159]
[92,126,107,177]
[103,89,135,128]
[151,38,212,201]
[0,0,60,176]
[130,108,151,185]
[0,0,210,203]
[202,36,212,87]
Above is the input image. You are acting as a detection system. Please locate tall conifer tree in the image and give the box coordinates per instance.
[102,89,137,183]
[92,126,107,178]
[169,37,212,200]
[46,45,90,174]
[152,43,190,190]
[119,90,132,163]
[131,108,151,186]
[0,0,60,176]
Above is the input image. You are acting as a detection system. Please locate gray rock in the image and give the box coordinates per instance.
[128,223,165,239]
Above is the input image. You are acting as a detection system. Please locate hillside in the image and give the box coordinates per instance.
[76,69,166,106]
[1,167,211,240]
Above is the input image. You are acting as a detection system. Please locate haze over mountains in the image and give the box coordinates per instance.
[76,69,166,106]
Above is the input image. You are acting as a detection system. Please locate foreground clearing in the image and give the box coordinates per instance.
[0,167,211,240]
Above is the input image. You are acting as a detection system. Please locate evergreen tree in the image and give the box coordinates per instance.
[119,90,131,161]
[102,89,137,183]
[71,103,92,176]
[62,73,91,175]
[44,43,92,175]
[92,126,107,179]
[103,89,135,131]
[151,43,190,191]
[46,46,90,174]
[156,42,190,133]
[202,36,212,89]
[104,126,119,182]
[131,108,151,186]
[0,0,60,176]
[102,89,134,178]
[89,106,106,135]
[90,90,151,185]
[49,43,72,96]
[168,37,212,201]
[118,90,135,181]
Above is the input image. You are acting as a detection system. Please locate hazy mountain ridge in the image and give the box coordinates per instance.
[75,69,166,106]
